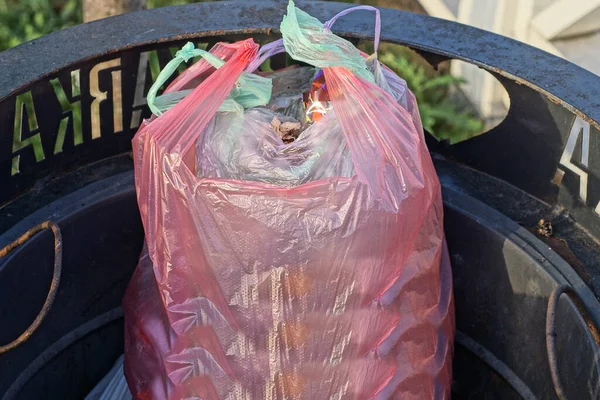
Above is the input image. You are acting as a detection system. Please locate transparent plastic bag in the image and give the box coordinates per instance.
[124,2,454,399]
[195,108,355,186]
[157,46,410,188]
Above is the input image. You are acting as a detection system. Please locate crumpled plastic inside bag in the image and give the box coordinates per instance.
[152,42,413,187]
[192,57,413,186]
[194,62,357,186]
[195,108,355,186]
[259,65,316,122]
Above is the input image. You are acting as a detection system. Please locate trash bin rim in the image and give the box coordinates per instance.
[0,0,597,130]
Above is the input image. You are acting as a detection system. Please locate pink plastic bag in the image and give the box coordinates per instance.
[124,4,454,399]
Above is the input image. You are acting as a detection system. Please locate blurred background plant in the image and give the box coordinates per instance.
[0,0,80,50]
[0,0,484,143]
[364,42,484,143]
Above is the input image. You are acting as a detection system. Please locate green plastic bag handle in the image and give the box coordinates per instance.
[147,42,272,116]
[280,0,374,83]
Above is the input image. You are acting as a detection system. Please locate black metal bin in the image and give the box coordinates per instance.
[1,2,600,399]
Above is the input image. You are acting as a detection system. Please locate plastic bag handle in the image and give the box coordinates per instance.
[245,39,285,73]
[324,6,381,55]
[248,5,382,73]
[148,42,272,117]
[147,43,225,116]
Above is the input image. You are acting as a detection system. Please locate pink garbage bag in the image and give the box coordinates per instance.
[124,4,454,399]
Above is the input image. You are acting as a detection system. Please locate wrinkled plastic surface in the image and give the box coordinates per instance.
[280,3,373,83]
[150,42,272,116]
[124,3,454,399]
[195,108,354,186]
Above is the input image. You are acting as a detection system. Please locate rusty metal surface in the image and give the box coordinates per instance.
[0,221,62,355]
[0,174,143,398]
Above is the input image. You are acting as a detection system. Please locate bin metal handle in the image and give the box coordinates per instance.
[546,284,600,400]
[0,221,62,355]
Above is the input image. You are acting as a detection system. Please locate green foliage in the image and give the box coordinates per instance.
[0,0,80,51]
[378,51,484,144]
[0,0,208,51]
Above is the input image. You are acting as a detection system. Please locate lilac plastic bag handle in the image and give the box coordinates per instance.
[245,39,285,72]
[247,5,382,73]
[324,5,381,54]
